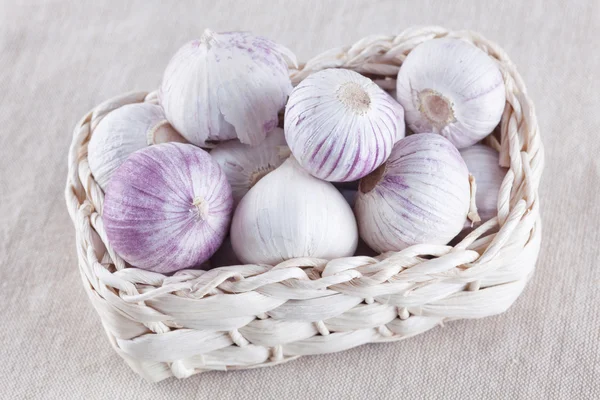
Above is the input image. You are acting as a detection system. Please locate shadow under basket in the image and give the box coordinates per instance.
[65,26,544,382]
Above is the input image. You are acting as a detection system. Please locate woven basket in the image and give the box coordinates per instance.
[65,26,544,382]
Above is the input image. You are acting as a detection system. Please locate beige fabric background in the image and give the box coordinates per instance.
[1,0,598,398]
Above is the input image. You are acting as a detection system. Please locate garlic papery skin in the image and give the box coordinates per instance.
[209,127,287,206]
[284,69,405,182]
[88,103,185,190]
[160,29,297,147]
[396,38,506,149]
[355,133,470,253]
[460,144,507,224]
[230,157,358,264]
[103,143,233,273]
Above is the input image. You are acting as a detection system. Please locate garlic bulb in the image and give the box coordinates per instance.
[355,133,470,253]
[103,143,233,273]
[88,103,185,190]
[396,38,505,149]
[209,127,287,205]
[230,157,358,264]
[460,144,507,224]
[285,69,405,182]
[160,29,296,146]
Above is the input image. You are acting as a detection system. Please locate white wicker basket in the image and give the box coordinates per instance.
[65,26,544,382]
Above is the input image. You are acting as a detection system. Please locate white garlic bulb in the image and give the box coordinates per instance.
[355,133,471,253]
[460,144,507,224]
[88,103,185,190]
[209,127,287,205]
[160,29,297,147]
[285,69,405,182]
[231,157,358,264]
[396,38,506,149]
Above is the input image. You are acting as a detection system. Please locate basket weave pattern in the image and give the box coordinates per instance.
[65,26,544,382]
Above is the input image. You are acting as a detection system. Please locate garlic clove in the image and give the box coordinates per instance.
[396,38,506,149]
[355,133,471,253]
[160,30,296,147]
[460,144,507,225]
[103,143,233,273]
[209,127,287,206]
[88,103,185,190]
[230,157,358,264]
[284,69,405,182]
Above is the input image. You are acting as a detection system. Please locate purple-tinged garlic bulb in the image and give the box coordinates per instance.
[396,38,505,149]
[355,133,471,253]
[284,69,405,182]
[88,103,185,190]
[460,144,507,224]
[231,157,358,264]
[160,29,296,147]
[210,127,287,206]
[103,143,233,273]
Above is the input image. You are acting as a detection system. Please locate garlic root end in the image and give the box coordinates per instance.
[192,196,210,220]
[337,81,371,115]
[418,89,456,129]
[359,162,387,194]
[148,119,187,145]
[277,145,291,159]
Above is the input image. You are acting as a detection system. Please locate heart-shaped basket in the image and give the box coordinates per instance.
[65,26,544,382]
